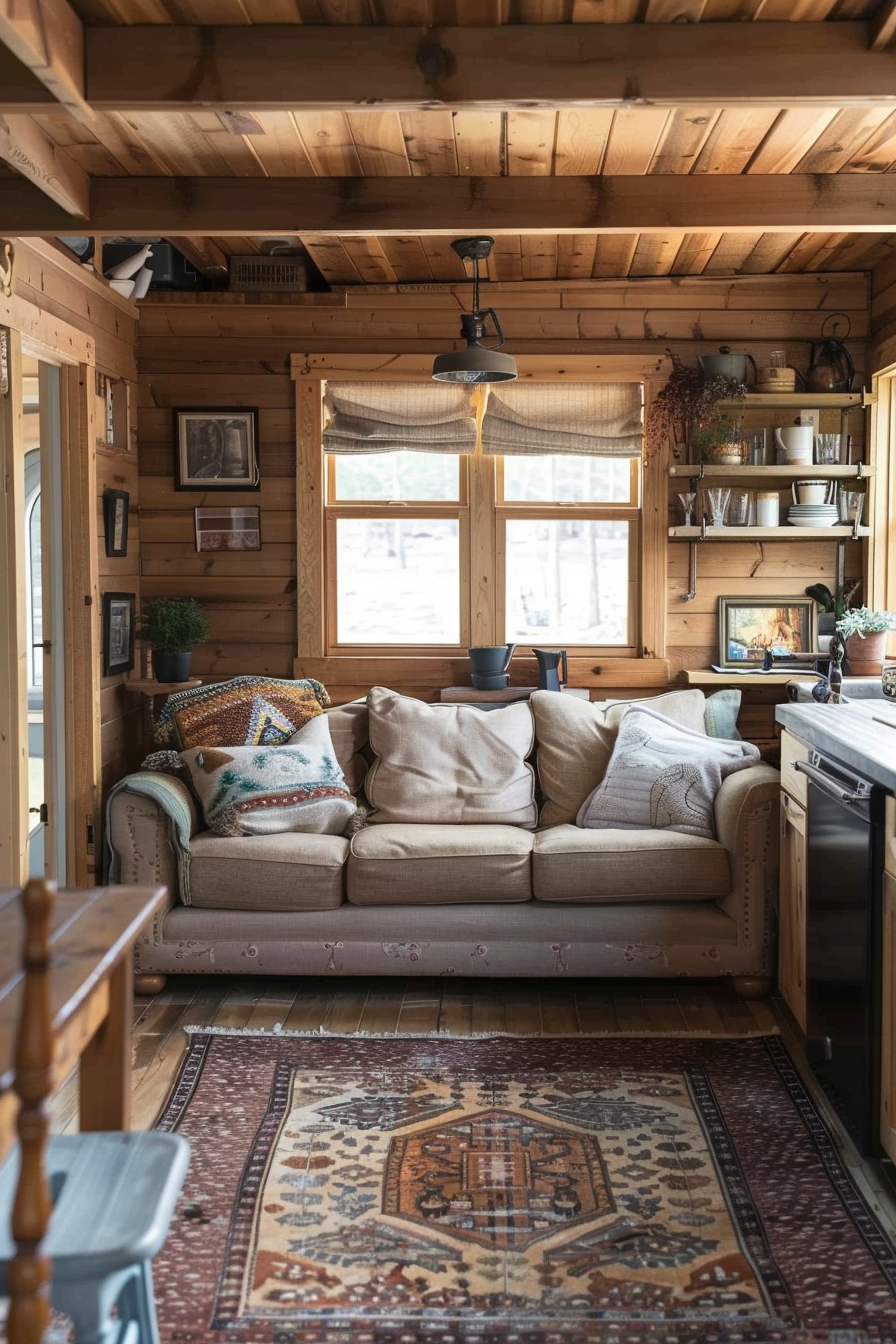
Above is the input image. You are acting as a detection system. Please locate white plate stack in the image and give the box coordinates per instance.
[786,504,839,528]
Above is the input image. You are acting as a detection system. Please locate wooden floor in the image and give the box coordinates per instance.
[51,974,896,1240]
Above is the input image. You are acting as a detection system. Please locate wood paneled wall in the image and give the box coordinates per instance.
[2,239,140,882]
[137,273,870,744]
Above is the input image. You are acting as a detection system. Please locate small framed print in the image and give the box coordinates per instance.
[102,591,135,676]
[174,408,260,490]
[194,505,261,552]
[718,597,817,669]
[103,489,129,557]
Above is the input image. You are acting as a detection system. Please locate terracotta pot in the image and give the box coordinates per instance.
[843,631,888,676]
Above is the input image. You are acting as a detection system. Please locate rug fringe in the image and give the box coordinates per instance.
[181,1024,781,1039]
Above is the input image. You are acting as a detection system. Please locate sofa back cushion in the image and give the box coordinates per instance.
[531,688,709,827]
[181,713,356,837]
[365,686,537,828]
[324,699,370,794]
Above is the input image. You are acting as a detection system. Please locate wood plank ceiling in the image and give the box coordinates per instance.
[4,0,896,284]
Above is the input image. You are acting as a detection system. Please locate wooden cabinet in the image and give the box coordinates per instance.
[779,786,808,1035]
[881,797,896,1164]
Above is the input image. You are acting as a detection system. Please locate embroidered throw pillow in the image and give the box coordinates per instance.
[154,675,330,750]
[576,705,760,840]
[365,686,537,828]
[181,713,356,837]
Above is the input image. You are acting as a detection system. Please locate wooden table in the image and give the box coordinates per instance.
[0,885,167,1164]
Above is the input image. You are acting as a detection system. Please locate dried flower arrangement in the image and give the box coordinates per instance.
[646,351,748,461]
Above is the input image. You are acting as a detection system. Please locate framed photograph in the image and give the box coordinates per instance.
[102,591,135,676]
[174,408,260,491]
[718,597,817,669]
[194,505,261,552]
[103,489,129,557]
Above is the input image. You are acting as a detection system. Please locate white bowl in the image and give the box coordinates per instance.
[787,516,838,527]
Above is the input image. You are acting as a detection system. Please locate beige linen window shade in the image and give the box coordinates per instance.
[323,383,478,455]
[481,382,643,457]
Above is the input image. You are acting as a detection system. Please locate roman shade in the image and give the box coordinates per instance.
[481,382,643,457]
[323,382,478,454]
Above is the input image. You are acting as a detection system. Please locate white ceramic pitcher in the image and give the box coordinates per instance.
[774,425,814,464]
[791,479,836,506]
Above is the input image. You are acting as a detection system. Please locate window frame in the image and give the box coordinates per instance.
[292,354,669,690]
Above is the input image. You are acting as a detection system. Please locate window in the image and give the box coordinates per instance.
[320,380,641,655]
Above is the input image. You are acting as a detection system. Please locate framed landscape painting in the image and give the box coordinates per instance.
[718,597,816,668]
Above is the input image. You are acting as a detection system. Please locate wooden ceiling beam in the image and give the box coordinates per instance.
[167,235,229,278]
[0,113,89,215]
[871,2,896,51]
[0,46,56,110]
[9,173,896,236]
[76,22,896,112]
[0,0,90,120]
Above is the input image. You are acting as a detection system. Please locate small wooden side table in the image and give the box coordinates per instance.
[125,678,202,751]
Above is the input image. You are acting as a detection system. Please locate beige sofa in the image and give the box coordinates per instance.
[106,686,780,992]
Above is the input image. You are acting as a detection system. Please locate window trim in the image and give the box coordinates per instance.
[292,354,670,690]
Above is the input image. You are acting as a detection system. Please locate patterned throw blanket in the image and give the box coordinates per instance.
[105,771,196,904]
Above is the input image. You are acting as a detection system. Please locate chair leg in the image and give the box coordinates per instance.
[117,1259,160,1344]
[56,1271,127,1344]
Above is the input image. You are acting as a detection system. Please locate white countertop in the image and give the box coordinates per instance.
[776,700,896,792]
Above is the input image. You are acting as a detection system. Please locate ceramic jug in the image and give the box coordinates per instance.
[468,644,516,677]
[533,649,568,692]
[774,425,814,465]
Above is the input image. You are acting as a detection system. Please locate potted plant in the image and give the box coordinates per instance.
[646,351,747,462]
[835,605,896,675]
[139,596,210,683]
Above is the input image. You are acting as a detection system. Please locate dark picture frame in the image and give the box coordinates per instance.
[194,504,261,552]
[103,489,129,557]
[174,408,260,491]
[718,597,817,669]
[102,591,136,676]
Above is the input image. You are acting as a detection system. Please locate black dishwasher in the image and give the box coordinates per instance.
[796,751,886,1156]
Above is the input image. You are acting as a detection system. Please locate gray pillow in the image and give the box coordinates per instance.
[576,705,759,840]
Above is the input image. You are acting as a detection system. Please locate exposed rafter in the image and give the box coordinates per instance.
[8,174,896,237]
[871,1,896,50]
[65,21,896,113]
[0,0,90,119]
[0,114,88,216]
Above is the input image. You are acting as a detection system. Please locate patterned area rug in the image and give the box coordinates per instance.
[153,1032,896,1343]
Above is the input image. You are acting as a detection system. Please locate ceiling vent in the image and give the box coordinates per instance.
[228,255,309,293]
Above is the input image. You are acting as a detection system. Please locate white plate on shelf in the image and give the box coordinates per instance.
[787,516,838,527]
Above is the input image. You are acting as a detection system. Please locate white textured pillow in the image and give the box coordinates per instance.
[181,713,356,837]
[365,686,537,828]
[531,689,709,827]
[576,705,759,840]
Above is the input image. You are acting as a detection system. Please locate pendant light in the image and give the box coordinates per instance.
[431,237,517,384]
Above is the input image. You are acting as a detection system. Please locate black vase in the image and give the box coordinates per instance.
[152,650,192,684]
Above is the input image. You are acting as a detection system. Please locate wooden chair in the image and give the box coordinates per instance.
[0,879,190,1344]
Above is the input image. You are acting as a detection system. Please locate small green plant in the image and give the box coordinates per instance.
[139,597,210,652]
[835,605,896,640]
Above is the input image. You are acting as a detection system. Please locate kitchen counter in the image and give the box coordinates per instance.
[776,700,896,792]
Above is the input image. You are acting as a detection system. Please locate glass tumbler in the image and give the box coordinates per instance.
[815,433,840,465]
[707,487,731,527]
[727,489,753,527]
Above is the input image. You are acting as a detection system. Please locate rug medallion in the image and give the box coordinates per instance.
[153,1033,896,1343]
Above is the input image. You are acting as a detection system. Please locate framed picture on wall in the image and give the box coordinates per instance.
[194,505,261,552]
[102,592,136,676]
[718,597,816,669]
[174,408,260,490]
[103,489,129,557]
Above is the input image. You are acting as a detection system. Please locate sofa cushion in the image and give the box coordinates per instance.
[188,831,348,911]
[323,700,370,794]
[181,714,356,837]
[364,686,537,828]
[155,675,330,750]
[531,688,709,827]
[533,825,731,903]
[347,823,534,905]
[577,706,760,840]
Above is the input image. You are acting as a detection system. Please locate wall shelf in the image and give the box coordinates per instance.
[714,392,868,411]
[669,525,870,540]
[669,464,873,480]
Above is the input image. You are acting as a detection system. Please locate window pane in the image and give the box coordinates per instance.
[502,455,634,503]
[332,451,459,501]
[505,520,630,644]
[335,518,460,644]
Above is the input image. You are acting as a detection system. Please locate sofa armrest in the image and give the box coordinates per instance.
[713,762,780,962]
[106,775,199,908]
